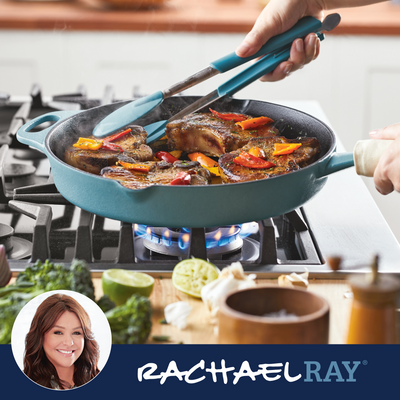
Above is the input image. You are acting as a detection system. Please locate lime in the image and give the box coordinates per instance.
[172,258,219,298]
[102,269,154,306]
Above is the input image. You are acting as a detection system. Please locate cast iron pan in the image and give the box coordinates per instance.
[17,96,354,228]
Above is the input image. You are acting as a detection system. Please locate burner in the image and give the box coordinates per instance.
[4,163,36,189]
[0,223,14,252]
[7,237,32,260]
[0,222,32,259]
[135,235,260,262]
[140,225,245,257]
[13,148,46,161]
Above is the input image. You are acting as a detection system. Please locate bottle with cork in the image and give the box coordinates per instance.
[346,255,400,344]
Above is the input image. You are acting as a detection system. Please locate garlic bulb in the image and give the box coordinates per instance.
[201,262,256,318]
[278,270,309,289]
[164,301,192,330]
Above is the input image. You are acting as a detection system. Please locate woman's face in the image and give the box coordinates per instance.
[43,311,84,371]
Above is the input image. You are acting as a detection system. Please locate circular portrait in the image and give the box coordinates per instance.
[11,290,112,390]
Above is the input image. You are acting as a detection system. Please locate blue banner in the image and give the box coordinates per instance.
[1,344,399,399]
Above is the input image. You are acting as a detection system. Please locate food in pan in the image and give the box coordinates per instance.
[165,110,279,157]
[64,108,321,188]
[64,126,153,174]
[219,136,320,183]
[101,157,212,189]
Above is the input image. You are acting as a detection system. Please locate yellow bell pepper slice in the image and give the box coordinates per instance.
[73,137,103,151]
[169,150,182,159]
[235,116,274,130]
[205,166,220,176]
[272,143,302,156]
[248,146,265,159]
[118,161,151,173]
[188,152,220,176]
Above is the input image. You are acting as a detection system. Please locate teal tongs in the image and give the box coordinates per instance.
[92,13,341,143]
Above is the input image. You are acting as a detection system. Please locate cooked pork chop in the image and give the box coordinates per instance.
[166,113,279,157]
[219,136,320,184]
[101,160,211,189]
[64,126,152,174]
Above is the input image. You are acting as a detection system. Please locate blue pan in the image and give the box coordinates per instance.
[17,96,354,228]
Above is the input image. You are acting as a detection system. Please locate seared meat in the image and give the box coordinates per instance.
[101,160,211,189]
[219,136,320,184]
[122,144,153,162]
[166,113,279,157]
[64,147,117,175]
[64,126,152,175]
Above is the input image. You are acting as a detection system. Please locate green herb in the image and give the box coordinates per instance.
[0,259,95,345]
[96,294,116,313]
[105,294,152,344]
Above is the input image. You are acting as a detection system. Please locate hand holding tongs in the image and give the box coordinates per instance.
[92,13,341,142]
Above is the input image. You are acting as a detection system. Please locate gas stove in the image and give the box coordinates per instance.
[1,85,400,278]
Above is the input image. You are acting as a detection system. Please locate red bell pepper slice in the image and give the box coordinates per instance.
[100,128,132,152]
[209,108,247,122]
[155,151,179,164]
[101,142,123,152]
[233,151,276,169]
[170,171,192,185]
[103,128,132,142]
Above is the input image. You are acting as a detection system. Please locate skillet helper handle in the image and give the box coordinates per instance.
[210,16,322,73]
[353,139,393,177]
[17,110,80,153]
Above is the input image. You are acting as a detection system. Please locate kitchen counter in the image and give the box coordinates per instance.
[0,0,400,35]
[92,275,353,344]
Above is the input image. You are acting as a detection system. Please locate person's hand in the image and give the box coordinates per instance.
[370,123,400,195]
[235,0,325,81]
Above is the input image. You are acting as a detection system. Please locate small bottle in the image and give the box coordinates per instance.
[347,256,400,344]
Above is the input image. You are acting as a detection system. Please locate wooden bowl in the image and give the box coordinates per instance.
[218,285,330,344]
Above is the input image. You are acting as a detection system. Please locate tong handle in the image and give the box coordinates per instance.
[211,16,322,73]
[217,32,323,98]
[217,48,291,97]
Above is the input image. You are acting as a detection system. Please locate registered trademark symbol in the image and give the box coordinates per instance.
[362,360,368,365]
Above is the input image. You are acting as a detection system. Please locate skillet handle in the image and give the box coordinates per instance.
[317,152,354,178]
[17,110,81,153]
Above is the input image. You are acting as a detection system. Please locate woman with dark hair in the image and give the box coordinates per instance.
[23,293,100,390]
